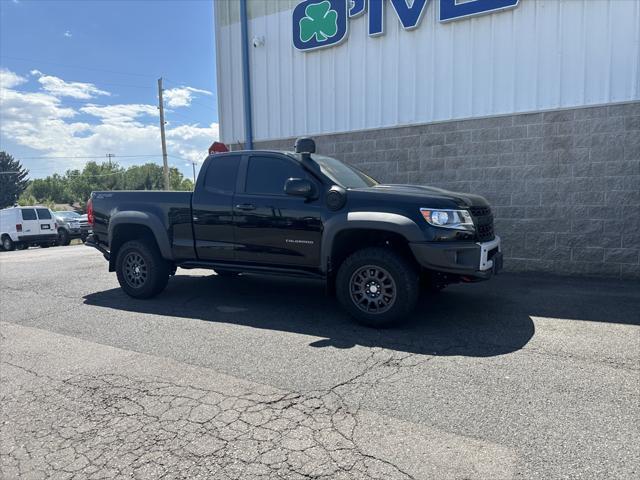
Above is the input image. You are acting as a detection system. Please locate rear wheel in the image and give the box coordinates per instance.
[16,243,28,250]
[116,240,170,298]
[57,228,71,246]
[336,247,419,328]
[2,236,15,251]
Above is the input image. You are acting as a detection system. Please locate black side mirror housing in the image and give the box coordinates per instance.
[285,178,315,198]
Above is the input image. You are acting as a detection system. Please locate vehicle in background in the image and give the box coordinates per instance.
[54,211,91,246]
[0,206,58,251]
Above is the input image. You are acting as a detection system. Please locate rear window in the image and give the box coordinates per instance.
[36,208,52,220]
[21,209,37,220]
[204,155,240,193]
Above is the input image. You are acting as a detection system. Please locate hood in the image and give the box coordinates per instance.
[351,184,490,208]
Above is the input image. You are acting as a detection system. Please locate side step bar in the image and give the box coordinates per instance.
[178,260,325,280]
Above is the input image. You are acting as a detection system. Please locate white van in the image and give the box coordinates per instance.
[0,206,58,251]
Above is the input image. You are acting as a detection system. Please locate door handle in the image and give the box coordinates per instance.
[235,203,256,211]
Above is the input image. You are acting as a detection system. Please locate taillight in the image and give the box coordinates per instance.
[87,197,94,226]
[16,224,22,232]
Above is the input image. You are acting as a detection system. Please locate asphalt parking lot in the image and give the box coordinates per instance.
[1,245,639,479]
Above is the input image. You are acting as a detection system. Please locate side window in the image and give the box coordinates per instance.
[36,208,52,220]
[204,155,240,193]
[21,209,37,220]
[245,156,307,195]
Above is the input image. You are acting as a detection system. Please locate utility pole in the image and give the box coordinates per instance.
[191,161,196,189]
[106,153,115,167]
[157,77,170,190]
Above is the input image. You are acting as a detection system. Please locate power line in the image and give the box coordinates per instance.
[0,55,156,78]
[16,154,160,160]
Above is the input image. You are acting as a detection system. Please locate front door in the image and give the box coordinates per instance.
[233,154,323,267]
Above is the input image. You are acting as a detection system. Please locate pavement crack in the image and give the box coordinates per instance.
[1,360,419,479]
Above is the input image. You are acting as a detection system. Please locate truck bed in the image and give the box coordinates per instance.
[90,190,194,259]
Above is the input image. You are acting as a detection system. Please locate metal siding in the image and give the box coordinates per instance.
[215,0,640,143]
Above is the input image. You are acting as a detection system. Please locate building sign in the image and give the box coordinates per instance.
[293,0,520,51]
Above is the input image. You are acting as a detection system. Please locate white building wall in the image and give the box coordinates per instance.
[215,0,640,144]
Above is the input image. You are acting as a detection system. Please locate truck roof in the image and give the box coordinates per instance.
[210,149,296,157]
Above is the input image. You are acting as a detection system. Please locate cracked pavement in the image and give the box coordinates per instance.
[1,246,639,479]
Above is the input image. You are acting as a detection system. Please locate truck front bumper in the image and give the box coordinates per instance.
[409,235,502,280]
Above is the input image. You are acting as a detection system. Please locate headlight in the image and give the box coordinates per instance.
[420,208,474,231]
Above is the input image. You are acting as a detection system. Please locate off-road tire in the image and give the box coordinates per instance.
[116,240,170,299]
[57,228,71,246]
[2,236,15,251]
[336,247,419,328]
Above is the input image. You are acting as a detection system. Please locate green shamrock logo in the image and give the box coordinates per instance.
[299,0,339,42]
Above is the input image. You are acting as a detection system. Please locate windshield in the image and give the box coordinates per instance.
[305,154,378,189]
[56,211,81,218]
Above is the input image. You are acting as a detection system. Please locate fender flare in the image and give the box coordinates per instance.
[108,211,173,261]
[320,211,423,273]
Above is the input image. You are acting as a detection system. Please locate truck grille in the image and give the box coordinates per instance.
[469,206,495,242]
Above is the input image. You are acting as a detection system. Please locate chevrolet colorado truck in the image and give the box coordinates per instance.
[86,138,502,327]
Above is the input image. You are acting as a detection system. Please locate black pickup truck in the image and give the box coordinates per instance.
[86,138,501,327]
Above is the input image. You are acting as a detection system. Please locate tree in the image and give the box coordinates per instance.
[19,160,194,209]
[0,152,30,208]
[24,174,72,204]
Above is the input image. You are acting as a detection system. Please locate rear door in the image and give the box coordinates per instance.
[233,154,323,267]
[19,208,40,237]
[35,208,56,233]
[191,154,241,261]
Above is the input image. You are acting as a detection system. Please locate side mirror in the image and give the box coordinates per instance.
[285,178,314,198]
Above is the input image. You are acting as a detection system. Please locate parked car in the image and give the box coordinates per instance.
[0,206,58,251]
[86,138,501,327]
[54,211,91,245]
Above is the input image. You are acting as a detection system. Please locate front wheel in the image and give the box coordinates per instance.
[336,247,419,328]
[57,229,71,246]
[115,240,170,298]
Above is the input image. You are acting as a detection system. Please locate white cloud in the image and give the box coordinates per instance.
[0,68,219,175]
[64,30,72,38]
[166,123,220,163]
[0,68,28,89]
[80,103,158,125]
[164,86,212,108]
[31,70,110,99]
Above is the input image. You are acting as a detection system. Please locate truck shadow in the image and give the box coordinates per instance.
[83,272,639,358]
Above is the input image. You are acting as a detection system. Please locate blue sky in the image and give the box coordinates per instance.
[0,0,218,179]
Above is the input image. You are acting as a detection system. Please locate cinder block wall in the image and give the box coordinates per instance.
[248,101,640,279]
